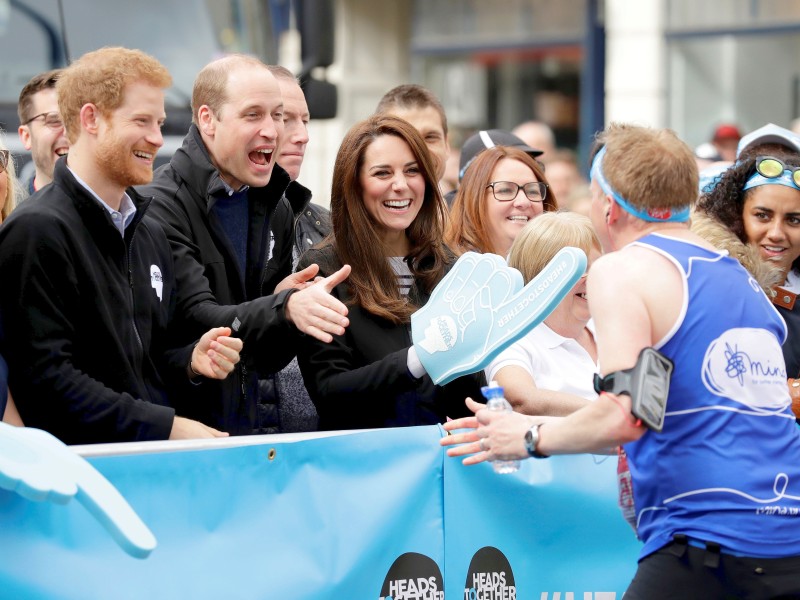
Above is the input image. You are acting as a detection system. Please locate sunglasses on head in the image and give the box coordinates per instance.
[755,156,800,188]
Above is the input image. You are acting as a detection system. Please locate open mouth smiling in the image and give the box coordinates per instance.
[384,199,412,210]
[133,149,154,162]
[249,148,274,165]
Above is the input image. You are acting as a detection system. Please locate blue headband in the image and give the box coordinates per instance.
[590,146,691,223]
[743,170,800,192]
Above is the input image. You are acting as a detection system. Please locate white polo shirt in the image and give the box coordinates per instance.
[485,321,599,401]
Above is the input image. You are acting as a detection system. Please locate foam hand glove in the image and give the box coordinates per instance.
[0,421,156,558]
[411,248,587,385]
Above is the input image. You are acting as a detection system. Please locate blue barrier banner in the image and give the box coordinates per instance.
[0,426,640,598]
[444,452,640,600]
[0,427,446,599]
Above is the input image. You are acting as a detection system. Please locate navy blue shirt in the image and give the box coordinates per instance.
[212,188,249,278]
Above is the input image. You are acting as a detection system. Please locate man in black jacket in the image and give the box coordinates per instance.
[267,65,332,433]
[0,47,243,444]
[142,55,349,435]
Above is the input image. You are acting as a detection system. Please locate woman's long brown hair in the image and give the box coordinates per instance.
[328,114,449,323]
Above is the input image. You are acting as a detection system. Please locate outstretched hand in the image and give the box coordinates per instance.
[275,263,320,293]
[441,397,550,466]
[0,421,156,558]
[191,327,242,379]
[285,264,351,343]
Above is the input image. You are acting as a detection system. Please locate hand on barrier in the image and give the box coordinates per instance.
[411,248,587,385]
[0,421,156,559]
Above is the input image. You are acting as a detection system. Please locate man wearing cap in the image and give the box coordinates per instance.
[710,123,741,162]
[443,123,800,598]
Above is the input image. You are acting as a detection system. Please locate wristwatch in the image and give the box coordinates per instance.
[524,424,549,459]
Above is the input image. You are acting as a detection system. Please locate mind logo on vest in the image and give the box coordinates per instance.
[702,327,789,410]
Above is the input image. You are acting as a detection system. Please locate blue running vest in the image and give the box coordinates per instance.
[626,233,800,559]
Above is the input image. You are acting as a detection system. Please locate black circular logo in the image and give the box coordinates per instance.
[463,546,516,599]
[379,552,444,600]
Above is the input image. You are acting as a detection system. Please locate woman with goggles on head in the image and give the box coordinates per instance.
[697,151,800,381]
[446,145,558,257]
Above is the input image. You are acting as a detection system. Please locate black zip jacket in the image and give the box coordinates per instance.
[141,125,299,434]
[0,160,187,444]
[286,181,330,264]
[296,245,484,430]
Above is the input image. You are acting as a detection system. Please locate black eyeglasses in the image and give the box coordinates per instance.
[0,149,8,174]
[486,181,548,202]
[23,111,64,130]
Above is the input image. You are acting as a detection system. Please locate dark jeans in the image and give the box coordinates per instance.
[625,537,800,600]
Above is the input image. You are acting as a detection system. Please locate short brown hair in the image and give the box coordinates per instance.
[330,114,449,323]
[267,64,298,84]
[57,47,171,143]
[508,212,599,283]
[18,69,63,124]
[598,123,698,212]
[192,54,268,124]
[375,84,448,137]
[446,145,558,255]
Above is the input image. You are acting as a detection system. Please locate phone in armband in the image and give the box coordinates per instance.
[593,347,674,432]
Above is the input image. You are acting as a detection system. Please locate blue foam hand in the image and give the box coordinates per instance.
[411,248,587,385]
[0,421,157,559]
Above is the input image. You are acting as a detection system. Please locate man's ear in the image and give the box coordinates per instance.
[197,105,216,136]
[606,196,621,225]
[17,126,32,151]
[79,103,101,135]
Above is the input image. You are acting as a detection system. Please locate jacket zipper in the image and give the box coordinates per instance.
[126,228,146,384]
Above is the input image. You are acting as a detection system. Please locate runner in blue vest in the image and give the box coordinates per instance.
[443,123,800,598]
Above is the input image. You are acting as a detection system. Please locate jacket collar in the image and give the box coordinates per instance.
[54,159,152,233]
[284,179,313,218]
[171,124,291,213]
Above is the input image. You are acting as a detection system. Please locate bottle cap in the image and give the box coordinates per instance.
[480,380,504,400]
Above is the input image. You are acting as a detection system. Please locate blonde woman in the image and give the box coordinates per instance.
[0,137,22,425]
[484,212,601,415]
[0,136,18,224]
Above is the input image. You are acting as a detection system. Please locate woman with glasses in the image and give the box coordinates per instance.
[485,212,601,415]
[296,115,483,430]
[446,145,558,257]
[697,151,800,378]
[0,144,18,224]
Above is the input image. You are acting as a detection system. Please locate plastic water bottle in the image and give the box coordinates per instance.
[481,381,520,474]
